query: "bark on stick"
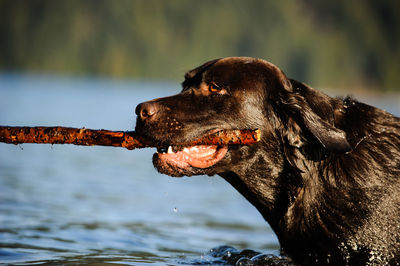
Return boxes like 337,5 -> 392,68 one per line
0,126 -> 260,150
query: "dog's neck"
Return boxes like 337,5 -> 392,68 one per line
218,115 -> 369,263
219,144 -> 364,263
218,139 -> 292,231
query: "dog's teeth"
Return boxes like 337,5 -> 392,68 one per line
168,146 -> 174,154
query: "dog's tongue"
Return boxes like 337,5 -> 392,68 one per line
159,145 -> 228,169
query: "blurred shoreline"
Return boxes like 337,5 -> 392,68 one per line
1,1 -> 399,91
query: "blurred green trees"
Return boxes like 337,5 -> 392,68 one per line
0,0 -> 399,90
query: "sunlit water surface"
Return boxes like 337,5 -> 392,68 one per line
0,74 -> 399,265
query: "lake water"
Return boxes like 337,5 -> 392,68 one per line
0,74 -> 399,265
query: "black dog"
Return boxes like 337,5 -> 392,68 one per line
135,57 -> 400,265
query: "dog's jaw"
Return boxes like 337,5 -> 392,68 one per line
153,145 -> 229,177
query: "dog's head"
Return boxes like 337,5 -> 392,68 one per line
135,57 -> 351,177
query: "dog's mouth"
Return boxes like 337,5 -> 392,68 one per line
156,144 -> 228,169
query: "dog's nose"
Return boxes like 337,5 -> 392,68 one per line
135,101 -> 159,120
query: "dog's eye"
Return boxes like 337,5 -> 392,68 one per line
208,83 -> 222,93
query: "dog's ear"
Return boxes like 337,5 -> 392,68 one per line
280,79 -> 352,153
293,102 -> 352,153
182,59 -> 220,89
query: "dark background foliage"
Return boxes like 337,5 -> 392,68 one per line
1,0 -> 399,90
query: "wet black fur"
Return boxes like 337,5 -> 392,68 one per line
135,57 -> 400,265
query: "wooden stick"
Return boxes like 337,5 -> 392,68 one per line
0,126 -> 260,150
